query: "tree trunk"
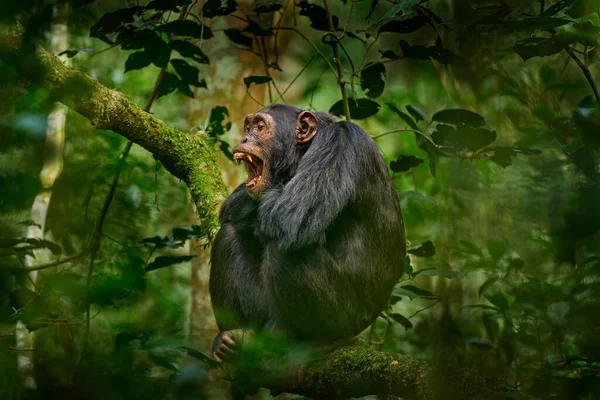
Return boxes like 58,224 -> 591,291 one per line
15,3 -> 69,391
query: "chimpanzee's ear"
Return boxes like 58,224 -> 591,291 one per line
295,111 -> 318,143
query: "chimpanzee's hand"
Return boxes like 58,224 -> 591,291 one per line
212,329 -> 253,363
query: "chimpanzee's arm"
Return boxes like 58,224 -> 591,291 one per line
259,122 -> 381,250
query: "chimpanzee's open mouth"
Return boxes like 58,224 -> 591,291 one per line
234,152 -> 264,188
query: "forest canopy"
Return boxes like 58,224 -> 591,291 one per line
1,0 -> 600,399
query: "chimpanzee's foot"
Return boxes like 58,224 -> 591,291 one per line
212,329 -> 253,363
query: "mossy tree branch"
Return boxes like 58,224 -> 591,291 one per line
2,22 -> 226,236
238,343 -> 535,400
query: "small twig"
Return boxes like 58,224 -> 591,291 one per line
273,55 -> 316,103
246,88 -> 266,107
323,0 -> 351,120
370,128 -> 423,140
13,249 -> 88,272
565,47 -> 600,102
408,299 -> 441,320
274,27 -> 337,77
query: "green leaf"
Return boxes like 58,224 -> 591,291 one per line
399,39 -> 461,65
157,72 -> 194,99
58,48 -> 93,58
170,40 -> 210,64
329,98 -> 381,119
478,277 -> 499,297
360,62 -> 386,99
542,0 -> 579,16
461,304 -> 502,312
378,13 -> 429,34
90,6 -> 144,44
388,103 -> 418,130
425,141 -> 436,176
243,75 -> 272,88
203,0 -> 238,18
388,312 -> 413,329
244,15 -> 274,36
432,109 -> 486,127
145,255 -> 194,272
487,239 -> 506,261
413,268 -> 460,279
501,17 -> 571,32
514,35 -> 575,61
179,346 -> 221,368
297,1 -> 338,31
121,30 -> 170,68
487,146 -> 541,168
486,292 -> 509,312
407,240 -> 436,257
171,59 -> 205,87
141,236 -> 170,248
224,29 -> 253,48
16,219 -> 41,229
406,105 -> 428,122
390,155 -> 423,172
378,0 -> 422,22
158,20 -> 213,40
398,285 -> 437,298
460,240 -> 482,256
125,51 -> 151,72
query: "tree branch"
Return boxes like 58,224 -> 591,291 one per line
2,22 -> 227,237
237,342 -> 536,400
566,47 -> 600,103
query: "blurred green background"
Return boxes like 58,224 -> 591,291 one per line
1,0 -> 600,398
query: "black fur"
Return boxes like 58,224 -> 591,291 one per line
210,104 -> 406,344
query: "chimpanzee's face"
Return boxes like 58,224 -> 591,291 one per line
233,112 -> 275,198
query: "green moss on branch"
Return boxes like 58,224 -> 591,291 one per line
3,23 -> 226,235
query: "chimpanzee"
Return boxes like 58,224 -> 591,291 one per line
209,104 -> 405,363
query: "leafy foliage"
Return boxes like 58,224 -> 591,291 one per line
3,0 -> 600,398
